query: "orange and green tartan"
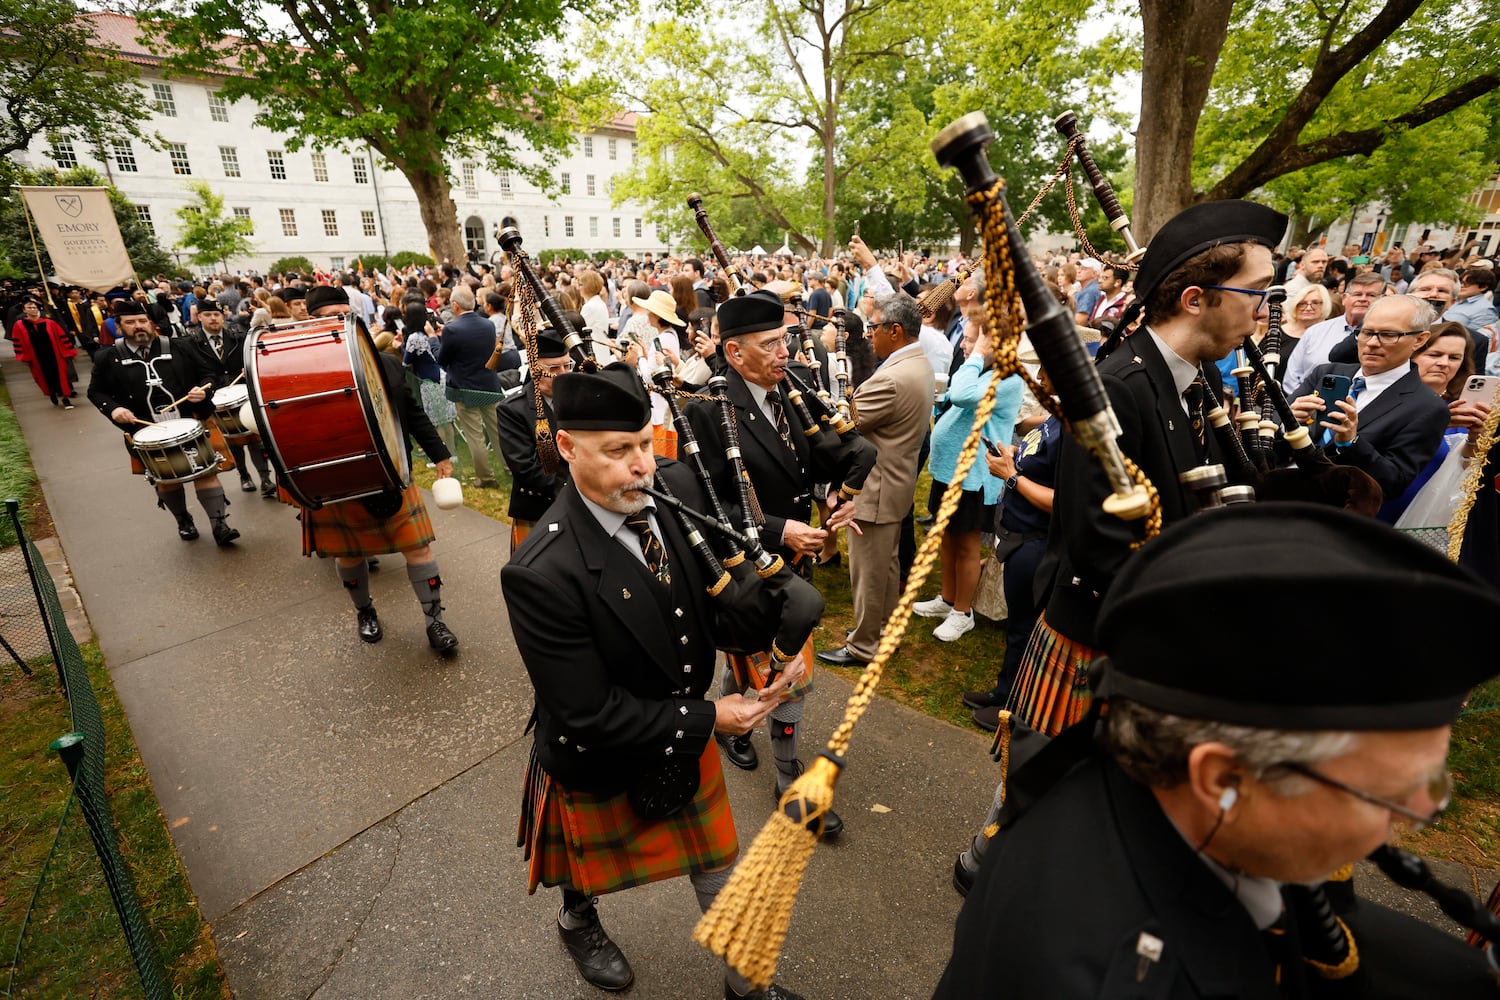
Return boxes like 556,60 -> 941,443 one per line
300,482 -> 435,557
1006,613 -> 1097,738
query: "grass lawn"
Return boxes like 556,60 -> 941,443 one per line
1,372 -> 227,997
419,432 -> 1500,870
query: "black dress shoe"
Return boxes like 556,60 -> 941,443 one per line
971,705 -> 1001,733
961,688 -> 1007,711
426,620 -> 459,654
175,513 -> 199,541
716,732 -> 759,770
239,475 -> 257,492
815,646 -> 866,667
558,903 -> 634,992
726,983 -> 807,1000
357,606 -> 382,644
260,480 -> 279,498
62,399 -> 74,410
915,513 -> 935,526
953,855 -> 976,897
775,770 -> 844,839
212,519 -> 240,546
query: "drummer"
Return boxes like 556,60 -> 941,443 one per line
296,285 -> 460,654
87,300 -> 242,545
185,299 -> 276,497
282,286 -> 310,321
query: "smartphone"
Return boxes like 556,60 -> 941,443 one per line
1459,374 -> 1500,406
981,436 -> 1001,457
1314,373 -> 1352,428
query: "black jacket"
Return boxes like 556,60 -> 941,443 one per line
936,753 -> 1498,999
1040,331 -> 1227,646
501,461 -> 721,794
435,311 -> 503,392
87,338 -> 216,424
1289,363 -> 1449,501
380,352 -> 451,464
684,365 -> 816,559
496,383 -> 566,521
179,325 -> 249,388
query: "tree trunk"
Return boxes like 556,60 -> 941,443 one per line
403,162 -> 464,265
1133,0 -> 1234,241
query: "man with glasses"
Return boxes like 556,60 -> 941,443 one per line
497,329 -> 573,552
1289,295 -> 1449,507
936,504 -> 1500,998
1280,270 -> 1386,392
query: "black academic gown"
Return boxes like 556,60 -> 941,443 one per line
934,753 -> 1500,999
1038,331 -> 1228,647
496,382 -> 567,522
500,460 -> 723,795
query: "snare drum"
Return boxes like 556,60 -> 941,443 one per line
212,384 -> 254,440
132,419 -> 221,484
245,316 -> 409,509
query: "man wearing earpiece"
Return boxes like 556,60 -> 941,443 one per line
934,504 -> 1500,999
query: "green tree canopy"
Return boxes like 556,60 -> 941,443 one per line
173,181 -> 254,271
0,1 -> 150,189
141,0 -> 591,264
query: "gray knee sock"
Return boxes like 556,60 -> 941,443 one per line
337,561 -> 372,610
196,485 -> 228,522
689,867 -> 754,995
157,486 -> 189,518
769,699 -> 806,794
406,560 -> 443,624
959,779 -> 1007,875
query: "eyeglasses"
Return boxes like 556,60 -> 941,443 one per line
1201,285 -> 1272,310
1274,762 -> 1451,830
1355,328 -> 1424,345
535,365 -> 575,379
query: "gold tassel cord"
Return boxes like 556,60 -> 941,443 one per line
512,255 -> 560,476
1447,387 -> 1500,563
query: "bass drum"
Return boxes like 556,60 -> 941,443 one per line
245,315 -> 409,509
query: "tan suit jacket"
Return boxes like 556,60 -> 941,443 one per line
851,345 -> 934,524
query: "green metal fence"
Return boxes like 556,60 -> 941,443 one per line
2,499 -> 170,1000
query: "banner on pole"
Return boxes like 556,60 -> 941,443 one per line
18,186 -> 136,291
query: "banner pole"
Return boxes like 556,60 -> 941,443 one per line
18,196 -> 58,312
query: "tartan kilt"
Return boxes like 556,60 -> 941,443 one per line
300,482 -> 436,557
517,737 -> 738,897
725,634 -> 815,701
1005,613 -> 1098,738
510,519 -> 534,554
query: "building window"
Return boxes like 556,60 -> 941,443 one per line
233,206 -> 253,233
361,210 -> 377,238
208,92 -> 229,122
589,217 -> 598,237
584,136 -> 594,157
352,156 -> 369,184
499,169 -> 512,199
564,215 -> 574,238
462,162 -> 478,198
543,215 -> 550,237
629,141 -> 636,160
321,209 -> 339,237
279,208 -> 297,236
219,145 -> 240,177
311,151 -> 328,182
48,135 -> 77,169
634,217 -> 643,238
151,82 -> 176,116
560,172 -> 571,195
268,150 -> 287,180
330,256 -> 345,270
112,141 -> 138,172
167,142 -> 191,175
586,174 -> 596,197
135,205 -> 154,235
612,217 -> 621,238
608,138 -> 617,160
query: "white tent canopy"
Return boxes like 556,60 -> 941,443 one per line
749,245 -> 767,256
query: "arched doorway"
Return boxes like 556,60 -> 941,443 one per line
464,215 -> 486,256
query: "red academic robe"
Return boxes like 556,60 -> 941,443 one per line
11,317 -> 78,398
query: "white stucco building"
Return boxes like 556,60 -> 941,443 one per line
9,13 -> 668,272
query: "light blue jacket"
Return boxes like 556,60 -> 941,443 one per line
929,358 -> 1025,505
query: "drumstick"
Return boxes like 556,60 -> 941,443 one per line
131,415 -> 156,426
228,370 -> 247,387
167,382 -> 215,410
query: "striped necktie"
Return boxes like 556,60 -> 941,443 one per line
1183,381 -> 1207,462
766,391 -> 795,454
624,511 -> 671,586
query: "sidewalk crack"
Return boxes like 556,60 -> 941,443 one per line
304,819 -> 405,1000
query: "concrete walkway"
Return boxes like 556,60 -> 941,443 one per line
4,350 -> 1494,999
